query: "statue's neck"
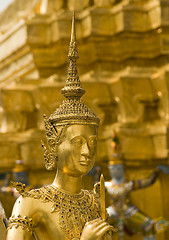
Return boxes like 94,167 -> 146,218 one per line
111,177 -> 125,185
52,169 -> 83,194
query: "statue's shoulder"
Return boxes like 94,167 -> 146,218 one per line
11,181 -> 50,201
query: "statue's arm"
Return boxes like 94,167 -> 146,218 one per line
7,196 -> 35,240
132,168 -> 160,190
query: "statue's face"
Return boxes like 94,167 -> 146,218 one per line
57,124 -> 97,176
108,164 -> 124,179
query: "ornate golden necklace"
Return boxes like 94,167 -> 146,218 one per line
13,182 -> 100,240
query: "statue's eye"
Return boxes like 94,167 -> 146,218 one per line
88,136 -> 97,147
70,137 -> 83,147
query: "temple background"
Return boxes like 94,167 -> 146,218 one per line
0,0 -> 169,239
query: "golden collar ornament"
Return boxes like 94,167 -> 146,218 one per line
11,182 -> 100,240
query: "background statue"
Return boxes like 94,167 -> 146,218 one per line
6,13 -> 115,240
105,131 -> 169,240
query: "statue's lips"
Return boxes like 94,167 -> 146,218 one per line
79,159 -> 91,166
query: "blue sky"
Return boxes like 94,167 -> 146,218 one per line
0,0 -> 14,13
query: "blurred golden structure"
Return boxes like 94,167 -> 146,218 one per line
1,0 -> 169,239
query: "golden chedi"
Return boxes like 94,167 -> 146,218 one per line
6,13 -> 115,240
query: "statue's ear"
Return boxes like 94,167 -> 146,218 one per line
42,114 -> 58,170
41,140 -> 57,170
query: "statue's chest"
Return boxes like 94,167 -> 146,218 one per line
29,186 -> 100,240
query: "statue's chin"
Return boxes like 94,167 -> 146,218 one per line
62,165 -> 93,176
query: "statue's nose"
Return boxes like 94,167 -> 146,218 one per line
81,142 -> 90,157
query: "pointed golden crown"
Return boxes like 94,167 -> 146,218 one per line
49,12 -> 99,127
42,12 -> 99,170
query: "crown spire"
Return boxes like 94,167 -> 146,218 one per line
61,11 -> 85,99
71,11 -> 76,42
48,12 -> 100,126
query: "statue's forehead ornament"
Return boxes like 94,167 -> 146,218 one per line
48,12 -> 100,127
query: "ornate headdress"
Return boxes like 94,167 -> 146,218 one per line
42,12 -> 99,170
49,12 -> 99,127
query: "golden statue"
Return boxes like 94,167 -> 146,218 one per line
105,131 -> 169,240
7,12 -> 115,240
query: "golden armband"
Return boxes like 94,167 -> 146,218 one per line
8,215 -> 35,233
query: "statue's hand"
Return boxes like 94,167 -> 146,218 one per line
80,218 -> 114,240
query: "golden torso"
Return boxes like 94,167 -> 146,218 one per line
7,185 -> 100,240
